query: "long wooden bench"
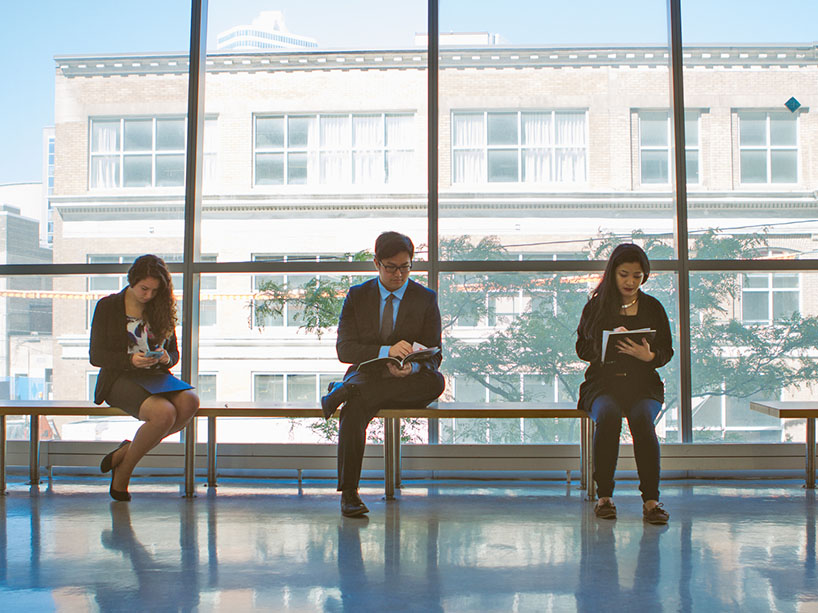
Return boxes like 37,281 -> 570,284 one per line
750,401 -> 817,489
0,400 -> 595,499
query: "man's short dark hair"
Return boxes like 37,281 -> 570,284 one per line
374,231 -> 414,261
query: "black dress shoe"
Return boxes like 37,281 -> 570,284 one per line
340,489 -> 369,517
100,440 -> 130,474
109,466 -> 131,502
321,381 -> 348,420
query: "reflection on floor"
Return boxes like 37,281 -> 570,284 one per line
0,477 -> 815,611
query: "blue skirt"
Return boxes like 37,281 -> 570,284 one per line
106,371 -> 194,418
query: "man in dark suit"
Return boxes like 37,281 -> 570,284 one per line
321,231 -> 445,517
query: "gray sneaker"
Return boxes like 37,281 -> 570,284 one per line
643,502 -> 669,525
594,499 -> 617,519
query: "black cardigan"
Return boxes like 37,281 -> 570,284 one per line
575,291 -> 673,412
89,288 -> 180,405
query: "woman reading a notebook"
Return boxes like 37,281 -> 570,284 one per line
575,243 -> 673,524
90,254 -> 199,501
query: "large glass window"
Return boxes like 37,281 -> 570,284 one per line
4,0 -> 818,457
690,272 -> 817,442
439,2 -> 674,260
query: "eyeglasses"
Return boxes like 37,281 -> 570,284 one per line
378,261 -> 412,274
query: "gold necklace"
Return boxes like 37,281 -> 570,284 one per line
621,297 -> 638,310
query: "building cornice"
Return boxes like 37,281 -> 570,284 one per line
50,190 -> 818,220
55,44 -> 818,78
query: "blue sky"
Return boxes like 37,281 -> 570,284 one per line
0,0 -> 815,184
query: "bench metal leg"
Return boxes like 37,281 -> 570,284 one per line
207,416 -> 217,488
29,415 -> 40,485
580,417 -> 587,490
582,416 -> 596,501
392,417 -> 402,489
0,415 -> 6,493
806,417 -> 815,490
184,419 -> 196,497
384,417 -> 396,500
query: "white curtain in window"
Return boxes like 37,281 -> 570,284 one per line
522,113 -> 552,146
522,113 -> 553,182
556,112 -> 585,146
91,122 -> 120,188
453,114 -> 484,184
385,115 -> 414,184
555,149 -> 586,182
94,123 -> 119,153
91,157 -> 118,188
320,116 -> 349,184
555,113 -> 586,182
453,114 -> 483,147
386,151 -> 411,185
523,150 -> 552,182
353,115 -> 382,147
306,116 -> 320,183
353,115 -> 384,184
386,115 -> 413,147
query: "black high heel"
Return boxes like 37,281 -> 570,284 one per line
100,440 -> 130,474
109,466 -> 131,502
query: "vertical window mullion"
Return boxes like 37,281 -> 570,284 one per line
119,118 -> 125,187
483,111 -> 488,181
151,118 -> 157,187
766,114 -> 772,183
348,113 -> 354,183
517,111 -> 522,182
667,113 -> 672,182
283,114 -> 289,185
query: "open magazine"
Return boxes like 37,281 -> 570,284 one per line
601,328 -> 656,364
358,342 -> 440,372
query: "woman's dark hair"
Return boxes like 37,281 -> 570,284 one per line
127,254 -> 177,341
374,231 -> 414,261
579,243 -> 650,346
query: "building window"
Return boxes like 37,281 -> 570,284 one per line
742,272 -> 800,324
639,111 -> 699,184
254,374 -> 284,402
198,374 -> 217,402
90,117 -> 217,189
253,373 -> 331,402
251,254 -> 350,328
742,252 -> 800,324
739,111 -> 797,184
452,110 -> 587,184
254,113 -> 414,186
455,253 -> 582,328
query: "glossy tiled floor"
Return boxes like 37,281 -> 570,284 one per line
0,477 -> 815,612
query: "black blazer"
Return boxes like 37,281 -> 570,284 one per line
336,278 -> 443,374
89,288 -> 180,405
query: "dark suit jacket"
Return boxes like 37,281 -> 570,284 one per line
336,278 -> 442,374
89,287 -> 180,405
